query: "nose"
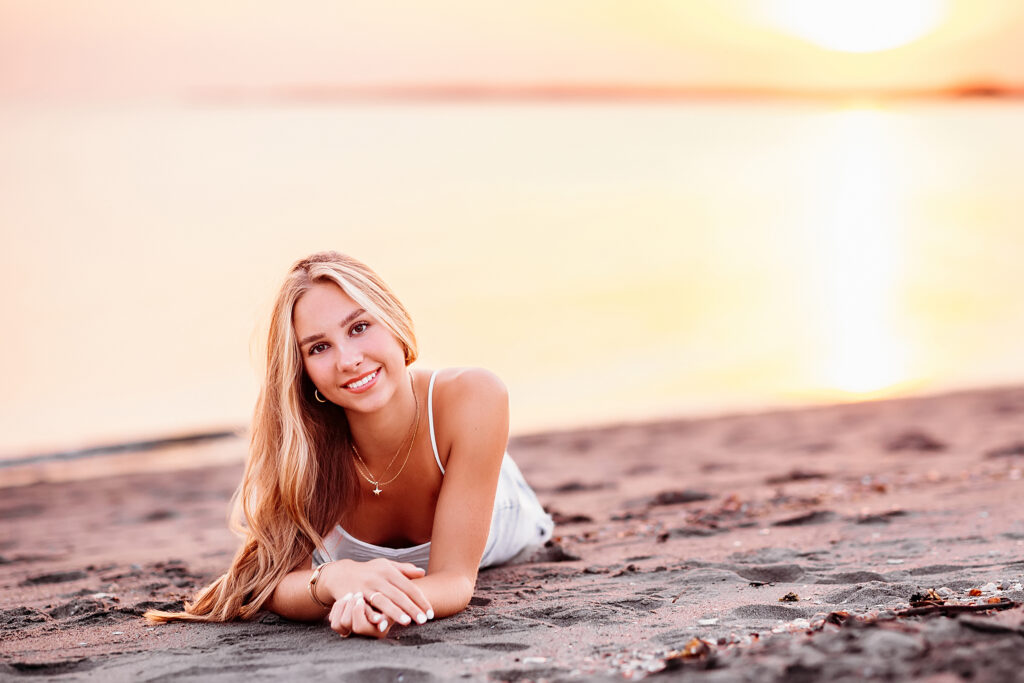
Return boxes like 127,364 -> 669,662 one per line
336,344 -> 363,372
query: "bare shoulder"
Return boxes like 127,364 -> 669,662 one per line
436,367 -> 507,403
432,367 -> 509,437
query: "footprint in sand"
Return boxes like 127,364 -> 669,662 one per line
649,489 -> 713,506
772,510 -> 836,527
517,603 -> 625,626
0,503 -> 45,520
730,603 -> 817,621
815,571 -> 889,584
392,632 -> 442,646
547,510 -> 593,525
2,659 -> 99,678
21,570 -> 88,586
0,606 -> 49,631
339,668 -> 436,682
824,581 -> 915,605
906,564 -> 968,576
765,469 -> 827,484
985,441 -> 1024,458
466,642 -> 529,652
886,430 -> 946,452
856,510 -> 910,525
732,564 -> 806,583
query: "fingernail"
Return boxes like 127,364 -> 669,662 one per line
399,613 -> 411,625
354,594 -> 364,606
341,593 -> 352,602
379,620 -> 388,632
426,609 -> 434,620
416,613 -> 427,624
369,612 -> 381,623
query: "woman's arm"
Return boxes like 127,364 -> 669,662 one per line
415,367 -> 509,617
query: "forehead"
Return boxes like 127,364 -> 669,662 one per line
292,281 -> 361,336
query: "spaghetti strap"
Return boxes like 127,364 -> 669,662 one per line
428,370 -> 445,475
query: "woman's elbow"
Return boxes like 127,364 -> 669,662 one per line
433,572 -> 476,617
263,583 -> 288,617
456,574 -> 476,609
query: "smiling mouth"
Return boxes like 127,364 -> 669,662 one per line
344,368 -> 380,390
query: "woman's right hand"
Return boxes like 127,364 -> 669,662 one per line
319,558 -> 434,637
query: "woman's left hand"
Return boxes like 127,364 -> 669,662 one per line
328,592 -> 392,638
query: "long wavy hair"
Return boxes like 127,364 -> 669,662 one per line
146,252 -> 417,622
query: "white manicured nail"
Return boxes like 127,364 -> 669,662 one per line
426,609 -> 434,620
416,613 -> 427,624
379,620 -> 388,632
399,613 -> 411,625
341,593 -> 352,602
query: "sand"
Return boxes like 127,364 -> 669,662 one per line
3,386 -> 1024,681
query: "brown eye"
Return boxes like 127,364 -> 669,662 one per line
309,342 -> 329,355
351,322 -> 370,335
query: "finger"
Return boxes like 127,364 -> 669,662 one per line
386,575 -> 434,623
361,596 -> 385,626
383,563 -> 434,621
328,592 -> 349,630
352,593 -> 388,637
379,583 -> 436,626
394,562 -> 427,579
366,591 -> 412,628
364,601 -> 391,636
329,593 -> 353,636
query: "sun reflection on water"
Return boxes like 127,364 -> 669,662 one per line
810,108 -> 912,397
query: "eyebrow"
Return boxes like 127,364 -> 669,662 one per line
298,308 -> 366,348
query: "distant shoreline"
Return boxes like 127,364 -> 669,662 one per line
0,430 -> 241,469
187,82 -> 1024,105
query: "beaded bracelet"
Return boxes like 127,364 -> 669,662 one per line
308,562 -> 333,609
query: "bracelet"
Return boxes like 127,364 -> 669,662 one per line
308,562 -> 333,609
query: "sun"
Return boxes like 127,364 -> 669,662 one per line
759,0 -> 950,53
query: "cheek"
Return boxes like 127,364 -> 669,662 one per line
302,354 -> 331,380
366,328 -> 405,360
386,336 -> 409,363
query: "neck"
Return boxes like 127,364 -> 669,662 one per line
346,370 -> 418,467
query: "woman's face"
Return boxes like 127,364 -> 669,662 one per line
292,281 -> 407,414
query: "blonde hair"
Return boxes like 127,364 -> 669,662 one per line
146,252 -> 417,622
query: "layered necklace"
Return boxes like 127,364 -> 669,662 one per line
350,373 -> 419,496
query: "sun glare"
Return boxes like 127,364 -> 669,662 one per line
760,0 -> 950,53
810,108 -> 910,396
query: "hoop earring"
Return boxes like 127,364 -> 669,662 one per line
314,389 -> 327,404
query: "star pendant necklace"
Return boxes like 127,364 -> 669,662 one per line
350,372 -> 420,496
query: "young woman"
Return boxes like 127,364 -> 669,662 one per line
146,252 -> 553,637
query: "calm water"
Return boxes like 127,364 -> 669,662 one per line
2,98 -> 1023,461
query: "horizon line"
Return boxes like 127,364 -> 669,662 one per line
187,81 -> 1024,104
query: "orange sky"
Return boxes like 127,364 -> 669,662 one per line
1,0 -> 1023,100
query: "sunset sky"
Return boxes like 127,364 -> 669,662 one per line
2,0 -> 1024,101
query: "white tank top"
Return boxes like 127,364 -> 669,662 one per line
312,370 -> 553,571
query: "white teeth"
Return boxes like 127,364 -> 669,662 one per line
346,370 -> 378,389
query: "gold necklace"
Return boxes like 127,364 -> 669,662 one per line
350,373 -> 419,496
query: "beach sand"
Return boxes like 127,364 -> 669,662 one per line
3,386 -> 1024,681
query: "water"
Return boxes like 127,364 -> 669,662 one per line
2,98 -> 1023,462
